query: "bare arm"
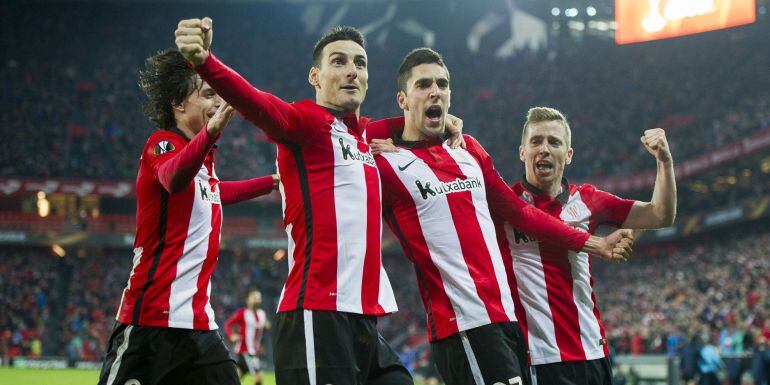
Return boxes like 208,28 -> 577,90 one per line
623,128 -> 677,228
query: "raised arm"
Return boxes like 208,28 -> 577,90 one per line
466,136 -> 632,261
622,128 -> 677,228
156,128 -> 218,193
154,102 -> 235,193
176,18 -> 311,144
219,175 -> 278,205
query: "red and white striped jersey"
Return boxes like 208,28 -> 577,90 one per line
497,179 -> 634,365
225,308 -> 267,355
377,135 -> 592,342
117,128 -> 222,330
196,54 -> 397,316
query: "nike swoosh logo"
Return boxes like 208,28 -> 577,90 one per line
398,158 -> 418,171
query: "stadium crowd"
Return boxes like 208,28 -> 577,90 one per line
3,3 -> 769,184
3,222 -> 769,367
0,250 -> 60,360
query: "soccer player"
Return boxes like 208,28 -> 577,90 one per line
497,107 -> 676,385
175,19 -> 466,385
372,48 -> 634,385
97,49 -> 278,385
224,290 -> 270,385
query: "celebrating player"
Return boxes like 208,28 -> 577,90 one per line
372,48 -> 634,385
97,50 -> 278,385
224,290 -> 270,385
173,18 -> 452,385
498,107 -> 676,385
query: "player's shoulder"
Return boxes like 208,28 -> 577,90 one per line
571,183 -> 599,198
461,133 -> 480,145
143,130 -> 186,156
459,134 -> 484,152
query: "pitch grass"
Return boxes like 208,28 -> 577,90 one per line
0,368 -> 431,385
0,368 -> 272,385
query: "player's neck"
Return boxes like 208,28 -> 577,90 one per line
176,124 -> 197,140
402,118 -> 441,142
529,177 -> 563,198
316,100 -> 360,119
402,125 -> 427,141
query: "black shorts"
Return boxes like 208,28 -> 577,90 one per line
531,357 -> 612,385
430,322 -> 528,385
98,322 -> 239,385
272,309 -> 413,385
236,353 -> 262,376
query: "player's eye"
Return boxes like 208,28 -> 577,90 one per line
355,59 -> 366,68
437,79 -> 449,89
331,57 -> 344,66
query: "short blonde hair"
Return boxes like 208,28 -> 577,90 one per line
521,107 -> 571,148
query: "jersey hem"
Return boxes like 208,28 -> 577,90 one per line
529,348 -> 607,365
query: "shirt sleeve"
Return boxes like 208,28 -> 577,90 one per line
366,116 -> 405,143
195,53 -> 314,145
465,135 -> 590,252
144,129 -> 218,194
219,175 -> 275,205
583,184 -> 635,227
224,309 -> 243,336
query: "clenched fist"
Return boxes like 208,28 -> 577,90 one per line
602,229 -> 634,263
175,17 -> 213,67
641,128 -> 672,164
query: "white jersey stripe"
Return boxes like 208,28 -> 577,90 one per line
445,146 -> 517,322
304,310 -> 317,385
331,120 -> 367,314
278,223 -> 295,309
563,195 -> 604,360
205,281 -> 216,330
105,325 -> 133,385
244,309 -> 257,354
460,331 -> 485,385
382,153 -> 490,331
506,229 -> 561,363
168,169 -> 213,329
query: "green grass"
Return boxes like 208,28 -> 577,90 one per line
0,368 -> 273,385
0,368 -> 431,385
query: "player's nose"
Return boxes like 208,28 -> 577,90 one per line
346,63 -> 358,80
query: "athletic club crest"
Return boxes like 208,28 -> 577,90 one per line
153,141 -> 175,155
564,203 -> 580,219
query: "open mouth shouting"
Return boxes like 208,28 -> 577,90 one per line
425,104 -> 443,126
535,159 -> 554,175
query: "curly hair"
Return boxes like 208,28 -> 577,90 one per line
138,49 -> 199,130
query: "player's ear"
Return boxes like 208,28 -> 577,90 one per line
566,147 -> 574,165
519,145 -> 525,162
308,66 -> 320,88
172,102 -> 185,113
397,90 -> 408,110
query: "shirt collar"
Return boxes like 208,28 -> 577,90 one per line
393,129 -> 450,149
521,175 -> 570,204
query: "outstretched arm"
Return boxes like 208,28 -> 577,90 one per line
622,128 -> 677,228
176,18 -> 311,144
219,175 -> 279,205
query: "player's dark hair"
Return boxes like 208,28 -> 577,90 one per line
138,49 -> 200,130
397,48 -> 450,93
312,26 -> 366,67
